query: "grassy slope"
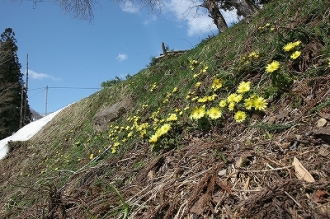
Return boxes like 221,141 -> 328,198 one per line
1,0 -> 330,218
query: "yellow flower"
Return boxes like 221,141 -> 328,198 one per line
190,105 -> 206,120
293,40 -> 301,47
283,41 -> 301,52
195,82 -> 202,88
248,52 -> 259,59
150,83 -> 157,92
290,51 -> 301,60
140,129 -> 147,137
244,97 -> 254,110
228,102 -> 235,111
156,124 -> 171,136
206,107 -> 222,120
234,94 -> 243,103
283,42 -> 296,52
198,96 -> 208,103
328,58 -> 330,67
202,66 -> 209,73
265,60 -> 280,73
191,96 -> 199,102
207,94 -> 217,101
253,96 -> 267,111
237,81 -> 251,94
219,99 -> 227,108
167,113 -> 178,122
149,134 -> 159,143
172,87 -> 178,93
193,73 -> 199,78
228,93 -> 242,103
227,93 -> 237,103
127,131 -> 133,138
111,147 -> 117,154
234,111 -> 247,123
211,78 -> 222,91
89,153 -> 94,160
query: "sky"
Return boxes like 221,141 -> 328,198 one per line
1,0 -> 238,114
0,106 -> 64,159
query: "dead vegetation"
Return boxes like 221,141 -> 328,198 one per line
1,0 -> 330,218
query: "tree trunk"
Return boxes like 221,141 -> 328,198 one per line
201,0 -> 228,33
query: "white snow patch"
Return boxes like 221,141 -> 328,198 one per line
0,107 -> 66,160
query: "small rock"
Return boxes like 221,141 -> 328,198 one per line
218,169 -> 227,176
317,118 -> 327,127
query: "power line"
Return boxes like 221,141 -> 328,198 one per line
47,86 -> 101,90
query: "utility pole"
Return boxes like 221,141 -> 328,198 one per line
23,53 -> 28,124
45,85 -> 48,116
19,85 -> 24,128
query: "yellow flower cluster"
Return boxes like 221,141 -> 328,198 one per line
283,41 -> 301,52
258,23 -> 275,31
283,41 -> 302,60
190,105 -> 206,120
211,78 -> 222,91
149,123 -> 171,144
248,51 -> 259,59
244,95 -> 267,111
266,60 -> 280,73
189,59 -> 198,70
150,82 -> 157,92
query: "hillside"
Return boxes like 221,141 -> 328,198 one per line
1,0 -> 330,218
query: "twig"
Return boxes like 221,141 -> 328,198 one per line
232,189 -> 261,192
237,165 -> 293,173
284,191 -> 302,208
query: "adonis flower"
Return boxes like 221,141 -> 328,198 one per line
266,60 -> 280,73
253,96 -> 268,111
167,113 -> 178,122
283,41 -> 301,52
237,81 -> 251,94
228,102 -> 235,111
235,94 -> 243,103
206,107 -> 222,120
211,78 -> 222,91
127,131 -> 133,138
190,105 -> 206,120
207,94 -> 217,101
234,111 -> 247,123
227,93 -> 238,103
195,82 -> 202,88
149,134 -> 159,144
157,124 -> 171,136
283,42 -> 296,52
219,99 -> 227,108
248,51 -> 259,59
244,97 -> 254,110
290,51 -> 301,60
198,96 -> 208,103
